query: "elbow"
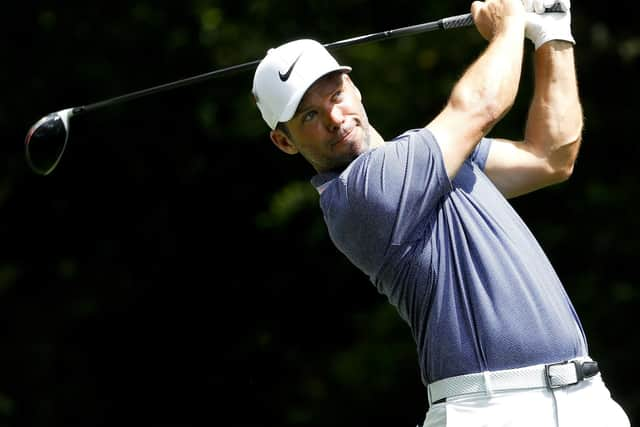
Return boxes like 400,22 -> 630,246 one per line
551,162 -> 574,184
547,135 -> 582,184
542,160 -> 574,188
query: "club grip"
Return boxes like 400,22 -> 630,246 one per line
442,2 -> 566,30
441,13 -> 474,30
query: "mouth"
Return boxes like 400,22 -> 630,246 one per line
332,126 -> 355,146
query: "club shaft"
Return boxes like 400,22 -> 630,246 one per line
67,1 -> 567,117
73,13 -> 474,116
324,13 -> 473,50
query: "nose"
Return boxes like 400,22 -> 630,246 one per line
326,104 -> 345,131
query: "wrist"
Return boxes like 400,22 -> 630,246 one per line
501,15 -> 526,31
532,33 -> 575,50
496,16 -> 525,40
535,39 -> 575,52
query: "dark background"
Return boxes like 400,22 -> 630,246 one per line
2,1 -> 639,426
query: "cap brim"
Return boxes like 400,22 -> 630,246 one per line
277,66 -> 352,125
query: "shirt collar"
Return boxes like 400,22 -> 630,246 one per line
310,171 -> 340,194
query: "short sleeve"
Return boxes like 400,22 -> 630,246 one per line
318,127 -> 452,277
468,138 -> 492,170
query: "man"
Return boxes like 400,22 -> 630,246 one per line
252,0 -> 630,425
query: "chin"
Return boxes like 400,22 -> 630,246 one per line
352,126 -> 372,154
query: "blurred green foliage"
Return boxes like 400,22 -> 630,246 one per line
1,1 -> 639,426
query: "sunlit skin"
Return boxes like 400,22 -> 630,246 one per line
269,71 -> 385,174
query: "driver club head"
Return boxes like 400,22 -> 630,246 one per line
25,108 -> 74,176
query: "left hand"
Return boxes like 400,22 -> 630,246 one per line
523,0 -> 569,14
522,0 -> 575,49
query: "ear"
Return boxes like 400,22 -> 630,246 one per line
270,129 -> 299,155
344,74 -> 362,101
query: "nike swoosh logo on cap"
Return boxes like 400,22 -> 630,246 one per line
278,54 -> 302,82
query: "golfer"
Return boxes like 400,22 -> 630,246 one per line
252,0 -> 630,425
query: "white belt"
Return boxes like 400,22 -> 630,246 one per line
427,358 -> 600,405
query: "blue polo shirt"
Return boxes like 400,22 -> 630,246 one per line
311,127 -> 588,385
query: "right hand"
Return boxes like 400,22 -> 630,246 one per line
471,0 -> 526,41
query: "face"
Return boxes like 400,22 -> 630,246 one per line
270,72 -> 373,174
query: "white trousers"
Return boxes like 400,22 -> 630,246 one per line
422,374 -> 630,427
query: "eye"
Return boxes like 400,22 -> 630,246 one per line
332,90 -> 344,102
302,110 -> 317,123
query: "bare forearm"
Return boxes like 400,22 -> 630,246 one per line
450,19 -> 525,131
525,41 -> 583,157
427,9 -> 525,178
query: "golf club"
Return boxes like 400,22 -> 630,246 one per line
24,5 -> 563,176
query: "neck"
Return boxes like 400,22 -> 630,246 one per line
368,126 -> 386,149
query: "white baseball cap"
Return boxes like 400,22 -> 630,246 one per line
252,39 -> 352,130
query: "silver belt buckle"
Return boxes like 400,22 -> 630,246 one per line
544,360 -> 579,389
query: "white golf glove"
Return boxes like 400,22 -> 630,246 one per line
522,0 -> 575,49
